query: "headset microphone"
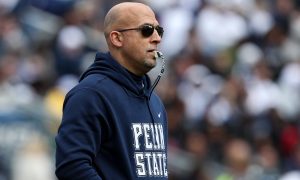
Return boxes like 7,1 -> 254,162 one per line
150,51 -> 165,95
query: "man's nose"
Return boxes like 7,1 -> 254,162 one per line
151,30 -> 162,43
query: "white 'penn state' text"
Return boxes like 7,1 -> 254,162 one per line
131,123 -> 168,177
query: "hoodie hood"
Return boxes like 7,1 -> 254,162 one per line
79,52 -> 152,97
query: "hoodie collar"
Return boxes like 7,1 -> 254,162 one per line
80,52 -> 151,97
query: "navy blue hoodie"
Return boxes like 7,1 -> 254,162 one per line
55,52 -> 168,179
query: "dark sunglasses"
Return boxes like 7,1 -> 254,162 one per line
117,24 -> 164,38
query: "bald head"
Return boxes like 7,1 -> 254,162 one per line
103,2 -> 155,39
102,2 -> 161,75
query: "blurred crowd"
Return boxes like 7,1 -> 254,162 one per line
0,0 -> 300,179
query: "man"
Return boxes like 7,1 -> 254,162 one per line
55,2 -> 168,180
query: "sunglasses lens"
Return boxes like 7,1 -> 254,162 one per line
141,25 -> 154,37
156,26 -> 164,37
140,25 -> 164,38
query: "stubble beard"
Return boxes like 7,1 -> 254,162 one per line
143,57 -> 157,71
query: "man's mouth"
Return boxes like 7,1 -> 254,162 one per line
147,49 -> 156,53
147,50 -> 157,59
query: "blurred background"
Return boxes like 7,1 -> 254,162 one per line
0,0 -> 300,179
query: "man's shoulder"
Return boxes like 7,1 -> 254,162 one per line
71,74 -> 120,95
79,73 -> 107,86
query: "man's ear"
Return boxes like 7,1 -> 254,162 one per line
110,31 -> 123,47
